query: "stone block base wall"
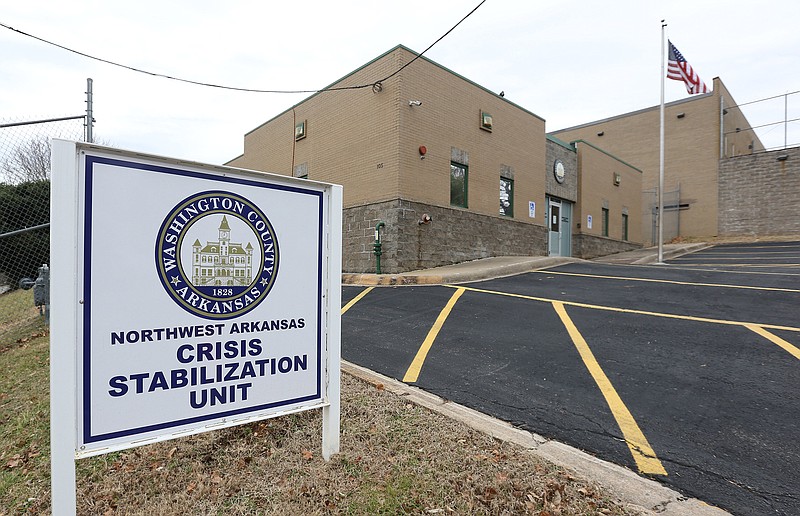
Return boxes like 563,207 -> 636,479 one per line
718,147 -> 800,237
572,234 -> 642,260
343,199 -> 548,273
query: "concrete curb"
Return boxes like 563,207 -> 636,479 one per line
342,360 -> 730,516
343,256 -> 578,286
631,243 -> 714,265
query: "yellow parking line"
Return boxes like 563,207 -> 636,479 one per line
700,244 -> 800,250
699,250 -> 800,255
674,255 -> 800,260
669,263 -> 800,268
533,270 -> 800,293
553,302 -> 667,476
619,262 -> 800,277
448,285 -> 800,333
745,324 -> 800,361
341,287 -> 374,315
403,287 -> 466,383
664,267 -> 800,277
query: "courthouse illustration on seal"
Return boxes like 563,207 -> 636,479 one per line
190,215 -> 255,287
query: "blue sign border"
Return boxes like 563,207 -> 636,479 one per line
82,155 -> 324,444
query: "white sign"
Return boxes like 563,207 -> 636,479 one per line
587,214 -> 593,229
50,141 -> 342,511
528,201 -> 536,218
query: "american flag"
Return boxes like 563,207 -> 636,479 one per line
667,40 -> 710,94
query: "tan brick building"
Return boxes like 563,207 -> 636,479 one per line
550,78 -> 763,243
228,45 -> 642,273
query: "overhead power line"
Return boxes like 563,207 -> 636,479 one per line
0,0 -> 486,95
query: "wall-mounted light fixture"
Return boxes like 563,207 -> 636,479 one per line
676,112 -> 685,119
613,173 -> 621,186
294,120 -> 307,141
480,111 -> 493,132
418,214 -> 432,225
408,100 -> 422,107
419,145 -> 427,160
597,131 -> 604,137
777,155 -> 789,162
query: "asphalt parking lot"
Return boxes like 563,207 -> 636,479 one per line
341,241 -> 800,516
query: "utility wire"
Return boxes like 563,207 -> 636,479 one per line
0,0 -> 486,94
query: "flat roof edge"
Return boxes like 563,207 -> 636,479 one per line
570,139 -> 643,173
550,92 -> 714,134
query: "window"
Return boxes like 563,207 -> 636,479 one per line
500,177 -> 513,217
601,208 -> 609,237
450,162 -> 468,208
622,213 -> 629,241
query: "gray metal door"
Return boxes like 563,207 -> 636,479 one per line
559,201 -> 572,257
548,200 -> 561,256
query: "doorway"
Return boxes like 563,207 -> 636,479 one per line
548,198 -> 572,257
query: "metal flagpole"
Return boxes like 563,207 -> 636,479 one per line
657,20 -> 666,264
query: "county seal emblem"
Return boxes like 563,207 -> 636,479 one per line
155,190 -> 278,319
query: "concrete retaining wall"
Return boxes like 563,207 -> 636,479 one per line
344,199 -> 548,273
572,234 -> 642,260
718,147 -> 800,237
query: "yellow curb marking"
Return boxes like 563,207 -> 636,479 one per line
341,287 -> 374,315
534,270 -> 800,293
403,287 -> 466,383
553,301 -> 668,476
745,324 -> 800,361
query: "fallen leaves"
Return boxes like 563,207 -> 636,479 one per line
15,330 -> 48,344
3,445 -> 41,473
6,454 -> 22,469
0,361 -> 636,514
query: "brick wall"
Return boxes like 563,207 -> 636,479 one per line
551,79 -> 761,239
718,147 -> 800,236
343,198 -> 547,273
574,141 -> 643,244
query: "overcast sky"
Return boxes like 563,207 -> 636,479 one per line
2,0 -> 798,166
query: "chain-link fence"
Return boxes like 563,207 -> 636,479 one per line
641,186 -> 681,247
726,89 -> 800,153
1,115 -> 86,346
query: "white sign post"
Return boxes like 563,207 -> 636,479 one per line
50,141 -> 342,514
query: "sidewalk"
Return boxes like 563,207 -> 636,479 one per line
342,243 -> 710,286
591,242 -> 712,265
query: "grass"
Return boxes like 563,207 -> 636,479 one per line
0,331 -> 643,514
0,288 -> 47,349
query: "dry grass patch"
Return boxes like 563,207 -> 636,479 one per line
0,289 -> 47,349
0,334 -> 642,515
